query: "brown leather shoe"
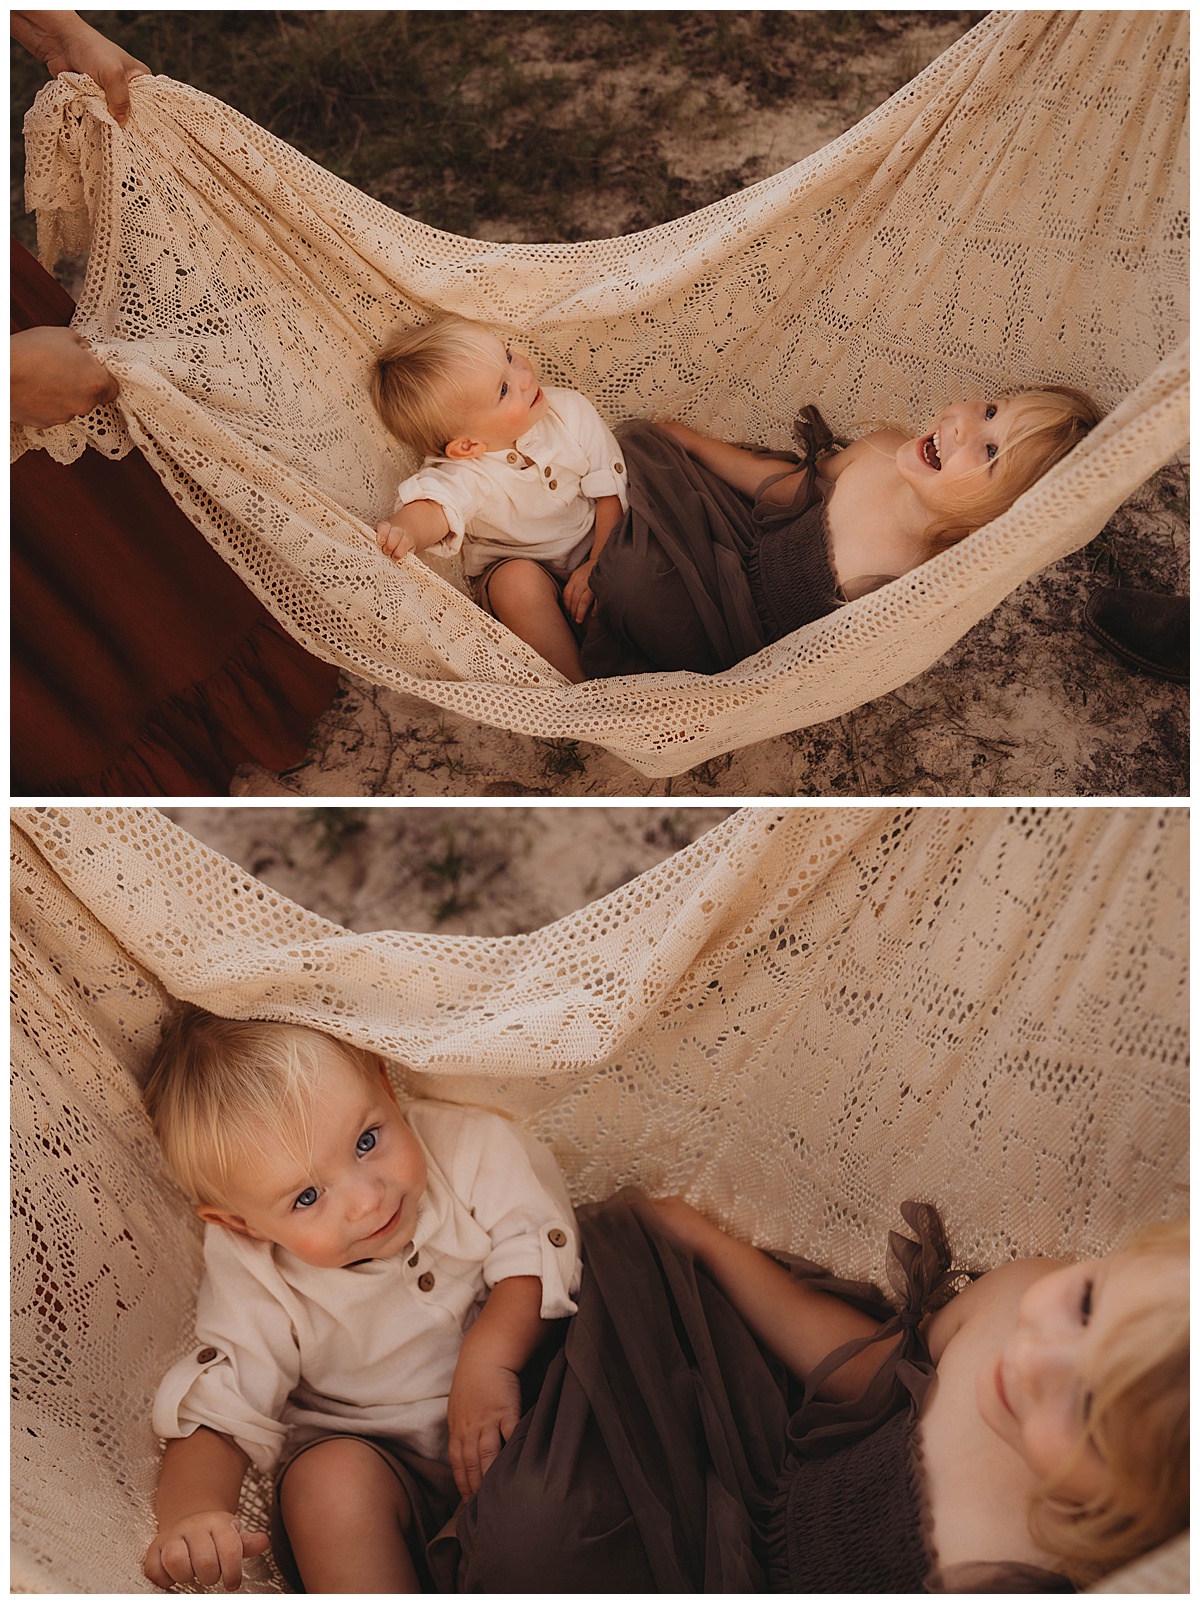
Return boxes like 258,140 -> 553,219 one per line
1083,587 -> 1189,683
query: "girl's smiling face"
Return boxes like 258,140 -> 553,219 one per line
896,394 -> 1044,519
978,1252 -> 1188,1501
197,1049 -> 427,1268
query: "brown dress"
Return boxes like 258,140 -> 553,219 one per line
580,413 -> 847,679
11,240 -> 339,796
442,1194 -> 1075,1593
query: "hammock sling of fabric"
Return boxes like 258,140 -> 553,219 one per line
15,10 -> 1187,778
10,805 -> 1189,1592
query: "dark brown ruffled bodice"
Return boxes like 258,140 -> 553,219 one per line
766,1202 -> 1073,1594
744,407 -> 844,644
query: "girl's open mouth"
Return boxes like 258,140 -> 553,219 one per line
921,431 -> 942,469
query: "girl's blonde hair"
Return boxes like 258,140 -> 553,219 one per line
1029,1218 -> 1189,1585
371,314 -> 504,456
143,1006 -> 382,1209
924,384 -> 1102,554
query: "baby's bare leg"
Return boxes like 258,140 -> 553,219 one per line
280,1438 -> 420,1593
485,559 -> 584,682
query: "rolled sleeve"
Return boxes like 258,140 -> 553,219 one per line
151,1229 -> 303,1475
441,1108 -> 582,1319
579,462 -> 627,503
484,1215 -> 580,1319
560,391 -> 628,508
394,462 -> 483,557
153,1344 -> 290,1474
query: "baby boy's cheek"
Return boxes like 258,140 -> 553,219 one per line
398,1121 -> 426,1178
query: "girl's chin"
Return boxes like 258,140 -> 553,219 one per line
895,448 -> 934,499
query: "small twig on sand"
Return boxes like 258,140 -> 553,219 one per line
840,713 -> 871,793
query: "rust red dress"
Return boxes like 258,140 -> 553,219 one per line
11,240 -> 339,796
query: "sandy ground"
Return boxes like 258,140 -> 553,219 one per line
162,806 -> 736,935
223,19 -> 1188,801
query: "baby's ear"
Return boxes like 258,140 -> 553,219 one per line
443,435 -> 487,461
196,1203 -> 270,1243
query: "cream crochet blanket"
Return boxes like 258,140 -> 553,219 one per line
16,10 -> 1188,775
10,806 -> 1188,1590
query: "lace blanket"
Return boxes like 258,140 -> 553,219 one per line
11,806 -> 1188,1589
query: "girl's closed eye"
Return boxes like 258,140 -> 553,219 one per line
293,1185 -> 319,1210
1079,1277 -> 1094,1325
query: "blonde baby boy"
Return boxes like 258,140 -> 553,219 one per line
371,315 -> 628,682
141,1008 -> 579,1593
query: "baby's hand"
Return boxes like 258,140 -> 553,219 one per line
143,1511 -> 269,1592
562,559 -> 597,625
447,1353 -> 523,1498
376,513 -> 417,561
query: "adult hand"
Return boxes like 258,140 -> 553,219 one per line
11,10 -> 150,125
10,325 -> 120,428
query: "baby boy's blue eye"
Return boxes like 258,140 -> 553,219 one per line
500,382 -> 508,399
985,403 -> 997,420
986,443 -> 997,460
356,1129 -> 378,1155
294,1186 -> 318,1209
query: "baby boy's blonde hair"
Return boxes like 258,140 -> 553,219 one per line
371,314 -> 505,457
143,1006 -> 383,1209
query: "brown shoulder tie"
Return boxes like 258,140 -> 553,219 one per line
791,404 -> 838,469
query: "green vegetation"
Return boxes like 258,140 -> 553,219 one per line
11,10 -> 979,249
421,829 -> 479,924
537,737 -> 588,782
302,807 -> 366,860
